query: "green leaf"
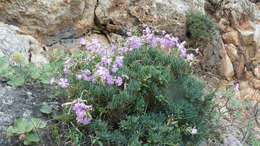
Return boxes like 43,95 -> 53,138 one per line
28,64 -> 41,80
155,95 -> 167,102
23,132 -> 40,145
39,75 -> 51,84
31,118 -> 47,129
12,118 -> 34,134
6,126 -> 15,137
7,75 -> 25,87
0,58 -> 14,79
40,103 -> 52,114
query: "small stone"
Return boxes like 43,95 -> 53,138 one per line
255,24 -> 260,48
238,29 -> 255,45
254,50 -> 260,64
26,91 -> 33,96
254,66 -> 260,79
252,78 -> 260,89
225,44 -> 238,62
224,135 -> 243,146
218,18 -> 230,33
222,30 -> 240,46
221,52 -> 235,80
0,22 -> 48,66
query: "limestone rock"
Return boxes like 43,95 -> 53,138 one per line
202,32 -> 224,74
255,24 -> 260,48
252,78 -> 260,89
205,0 -> 255,26
222,30 -> 240,46
254,49 -> 260,64
95,0 -> 203,39
218,18 -> 232,33
221,52 -> 235,80
85,34 -> 110,48
238,26 -> 255,45
225,44 -> 238,62
223,135 -> 243,146
0,22 -> 48,66
240,81 -> 256,99
239,80 -> 260,101
254,66 -> 260,79
110,33 -> 125,44
95,0 -> 131,32
0,0 -> 97,44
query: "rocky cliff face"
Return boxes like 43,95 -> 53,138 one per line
95,0 -> 203,38
205,0 -> 260,100
0,0 -> 205,43
0,0 -> 97,44
0,0 -> 206,66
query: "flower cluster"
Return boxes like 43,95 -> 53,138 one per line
77,39 -> 125,86
50,78 -> 70,88
63,59 -> 74,75
141,27 -> 194,62
52,27 -> 195,88
72,102 -> 93,125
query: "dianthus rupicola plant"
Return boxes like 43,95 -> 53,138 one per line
51,27 -> 215,145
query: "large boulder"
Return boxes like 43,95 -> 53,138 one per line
205,0 -> 255,26
221,51 -> 235,80
95,0 -> 204,39
0,22 -> 48,66
202,32 -> 225,74
0,0 -> 97,44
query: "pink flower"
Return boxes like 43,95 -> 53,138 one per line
178,41 -> 187,58
57,78 -> 69,88
119,47 -> 129,54
76,74 -> 83,80
106,75 -> 114,86
143,27 -> 152,35
186,54 -> 194,62
180,48 -> 187,58
191,128 -> 198,134
79,37 -> 86,45
101,57 -> 112,66
195,48 -> 200,54
73,102 -> 93,125
234,83 -> 240,92
115,76 -> 123,86
127,36 -> 143,49
114,56 -> 124,68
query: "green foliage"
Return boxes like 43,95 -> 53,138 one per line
0,55 -> 63,87
65,128 -> 85,146
252,139 -> 260,146
61,47 -> 214,145
6,118 -> 47,145
186,11 -> 216,42
40,103 -> 53,114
